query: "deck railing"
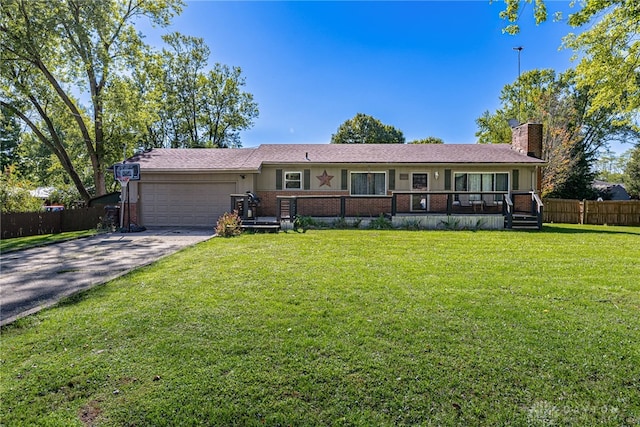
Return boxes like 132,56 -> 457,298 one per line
274,191 -> 512,221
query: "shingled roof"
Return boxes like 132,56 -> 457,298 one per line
130,143 -> 544,171
129,148 -> 262,171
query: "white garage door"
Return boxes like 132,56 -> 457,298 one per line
140,182 -> 236,227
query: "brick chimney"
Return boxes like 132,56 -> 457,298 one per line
511,122 -> 543,159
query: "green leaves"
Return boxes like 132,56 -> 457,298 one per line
624,146 -> 640,198
139,33 -> 259,148
497,1 -> 640,131
0,0 -> 183,200
330,113 -> 405,144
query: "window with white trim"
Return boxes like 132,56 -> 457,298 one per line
350,172 -> 386,195
454,172 -> 509,201
285,171 -> 302,189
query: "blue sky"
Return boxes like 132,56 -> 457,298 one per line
141,1 -> 580,147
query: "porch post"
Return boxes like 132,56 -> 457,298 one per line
276,197 -> 281,221
242,196 -> 249,221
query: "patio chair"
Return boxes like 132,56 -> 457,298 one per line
457,193 -> 471,207
482,194 -> 498,207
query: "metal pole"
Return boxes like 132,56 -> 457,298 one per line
127,181 -> 131,232
513,46 -> 523,123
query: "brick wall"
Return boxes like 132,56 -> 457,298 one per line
429,194 -> 448,212
512,123 -> 543,159
257,191 -> 394,217
297,197 -> 342,216
344,197 -> 392,217
258,191 -> 347,216
122,202 -> 138,225
395,194 -> 411,213
513,193 -> 532,213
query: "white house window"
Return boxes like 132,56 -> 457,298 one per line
351,172 -> 386,195
285,171 -> 302,189
454,172 -> 509,200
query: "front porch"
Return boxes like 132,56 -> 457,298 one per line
231,191 -> 543,231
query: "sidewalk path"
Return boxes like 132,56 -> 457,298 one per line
1,228 -> 214,326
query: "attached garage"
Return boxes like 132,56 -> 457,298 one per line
139,182 -> 236,227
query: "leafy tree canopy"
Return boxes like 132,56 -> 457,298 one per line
0,166 -> 43,213
624,145 -> 640,198
499,0 -> 640,131
409,137 -> 444,144
1,0 -> 183,201
1,0 -> 259,202
331,113 -> 405,144
475,68 -> 638,199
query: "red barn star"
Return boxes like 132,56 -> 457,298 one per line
316,170 -> 334,187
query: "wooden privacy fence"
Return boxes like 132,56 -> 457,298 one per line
1,207 -> 107,239
544,199 -> 640,226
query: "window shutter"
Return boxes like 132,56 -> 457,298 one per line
512,169 -> 519,190
304,169 -> 311,190
444,169 -> 452,190
276,169 -> 283,190
388,169 -> 396,191
341,169 -> 348,190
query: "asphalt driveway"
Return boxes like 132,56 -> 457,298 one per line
0,227 -> 214,326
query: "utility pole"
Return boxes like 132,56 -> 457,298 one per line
513,46 -> 523,123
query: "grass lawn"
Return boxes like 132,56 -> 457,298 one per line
0,230 -> 99,253
1,224 -> 639,426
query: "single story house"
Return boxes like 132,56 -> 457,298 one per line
592,180 -> 631,201
124,122 -> 545,229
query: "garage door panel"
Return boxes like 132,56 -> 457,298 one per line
140,182 -> 236,227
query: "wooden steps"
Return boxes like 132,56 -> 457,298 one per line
240,220 -> 280,233
507,213 -> 541,230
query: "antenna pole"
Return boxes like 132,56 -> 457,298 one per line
513,46 -> 523,123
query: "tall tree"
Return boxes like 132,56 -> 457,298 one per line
0,105 -> 21,172
594,148 -> 630,183
331,113 -> 405,144
139,33 -> 258,149
201,64 -> 258,148
624,146 -> 640,198
499,0 -> 639,131
476,69 -> 637,198
0,0 -> 182,201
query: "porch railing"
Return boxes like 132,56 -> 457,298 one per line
507,191 -> 544,229
275,192 -> 512,221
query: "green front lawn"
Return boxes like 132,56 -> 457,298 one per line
1,225 -> 639,426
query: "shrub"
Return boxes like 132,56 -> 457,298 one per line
293,215 -> 317,233
0,172 -> 43,213
439,217 -> 461,230
368,214 -> 393,230
215,211 -> 242,237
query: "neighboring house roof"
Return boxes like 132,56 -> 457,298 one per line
592,180 -> 631,200
130,143 -> 544,172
